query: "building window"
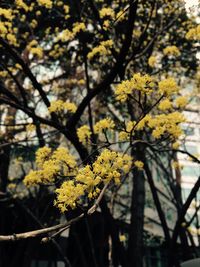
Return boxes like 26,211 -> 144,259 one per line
181,166 -> 200,177
184,145 -> 198,155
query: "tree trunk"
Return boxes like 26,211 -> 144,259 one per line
127,147 -> 145,267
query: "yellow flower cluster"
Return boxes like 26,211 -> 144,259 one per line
119,234 -> 126,242
0,8 -> 13,20
92,149 -> 132,183
99,7 -> 115,19
158,77 -> 179,96
119,111 -> 185,141
136,115 -> 152,131
134,160 -> 144,170
186,25 -> 200,40
148,112 -> 185,139
72,22 -> 86,35
26,124 -> 36,133
57,22 -> 86,42
0,19 -> 18,46
94,118 -> 115,134
175,96 -> 188,108
158,99 -> 172,111
77,125 -> 92,145
163,45 -> 180,57
63,5 -> 69,14
119,114 -> 153,141
148,56 -> 157,67
55,181 -> 85,212
24,147 -> 77,186
63,4 -> 70,19
15,0 -> 29,12
172,141 -> 180,149
27,40 -> 43,59
116,10 -> 126,22
118,121 -> 136,141
48,100 -> 77,113
87,40 -> 113,60
55,148 -> 132,212
37,0 -> 53,9
115,73 -> 154,102
35,146 -> 52,168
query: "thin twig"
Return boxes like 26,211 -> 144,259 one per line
0,183 -> 109,242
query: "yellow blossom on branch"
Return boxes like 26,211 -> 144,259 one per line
24,146 -> 77,187
186,25 -> 200,41
148,56 -> 157,67
87,40 -> 113,60
99,7 -> 115,19
158,77 -> 179,96
158,99 -> 172,111
48,100 -> 77,113
134,160 -> 144,170
115,73 -> 154,102
72,22 -> 86,35
35,146 -> 52,168
94,118 -> 115,134
37,0 -> 53,9
175,96 -> 188,108
77,125 -> 92,145
163,45 -> 180,57
148,112 -> 185,139
55,181 -> 85,212
53,148 -> 132,212
0,8 -> 13,20
15,0 -> 29,12
119,234 -> 126,242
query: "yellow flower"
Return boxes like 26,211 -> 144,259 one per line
55,181 -> 85,212
148,112 -> 185,139
48,100 -> 77,113
118,131 -> 129,141
77,125 -> 92,145
115,73 -> 154,102
37,0 -> 53,9
26,124 -> 36,133
72,22 -> 86,35
7,183 -> 17,190
148,56 -> 157,67
99,7 -> 115,19
30,47 -> 43,58
27,40 -> 43,58
63,102 -> 77,113
94,118 -> 115,134
24,146 -> 77,187
175,96 -> 188,108
135,115 -> 151,131
158,99 -> 172,111
15,0 -> 29,12
134,160 -> 144,170
0,8 -> 13,20
163,45 -> 180,57
119,234 -> 126,242
35,146 -> 52,168
186,25 -> 200,40
158,77 -> 179,96
87,40 -> 113,60
172,142 -> 180,149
